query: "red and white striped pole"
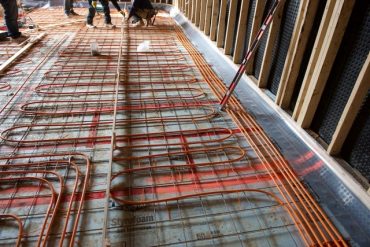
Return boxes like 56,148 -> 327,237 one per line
219,0 -> 281,111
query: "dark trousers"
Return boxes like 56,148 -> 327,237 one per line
87,0 -> 111,25
0,0 -> 21,38
128,7 -> 140,23
64,0 -> 73,14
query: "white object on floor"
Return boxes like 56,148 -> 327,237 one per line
90,40 -> 100,56
137,40 -> 151,52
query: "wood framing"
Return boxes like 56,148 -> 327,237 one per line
246,0 -> 266,73
183,0 -> 186,12
328,52 -> 370,155
195,0 -> 201,26
233,0 -> 251,64
191,0 -> 196,21
224,0 -> 239,55
216,0 -> 228,48
296,0 -> 355,128
257,0 -> 285,87
204,0 -> 213,35
181,0 -> 185,12
191,0 -> 196,22
199,0 -> 208,31
210,0 -> 220,41
293,0 -> 341,120
186,0 -> 192,18
276,0 -> 319,107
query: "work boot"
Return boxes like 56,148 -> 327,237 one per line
70,10 -> 79,16
86,23 -> 96,29
105,23 -> 116,29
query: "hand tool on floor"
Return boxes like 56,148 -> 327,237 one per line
218,0 -> 281,112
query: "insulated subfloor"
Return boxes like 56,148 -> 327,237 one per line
0,8 -> 352,247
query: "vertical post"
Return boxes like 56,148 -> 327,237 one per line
224,0 -> 239,55
216,0 -> 227,47
195,0 -> 201,26
276,0 -> 319,107
246,0 -> 267,73
191,0 -> 196,22
181,0 -> 185,12
233,0 -> 251,63
293,0 -> 344,120
204,0 -> 213,35
257,0 -> 285,87
296,0 -> 355,128
210,0 -> 220,41
327,52 -> 370,155
199,0 -> 207,30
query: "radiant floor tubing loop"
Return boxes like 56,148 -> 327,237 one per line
0,8 -> 348,247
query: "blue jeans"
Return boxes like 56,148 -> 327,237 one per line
87,0 -> 111,25
64,0 -> 73,15
0,0 -> 21,38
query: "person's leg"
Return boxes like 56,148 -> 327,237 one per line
64,0 -> 71,15
70,0 -> 74,10
99,0 -> 111,24
86,0 -> 95,25
0,0 -> 21,38
70,0 -> 79,15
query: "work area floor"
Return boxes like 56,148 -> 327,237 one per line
0,6 -> 369,247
